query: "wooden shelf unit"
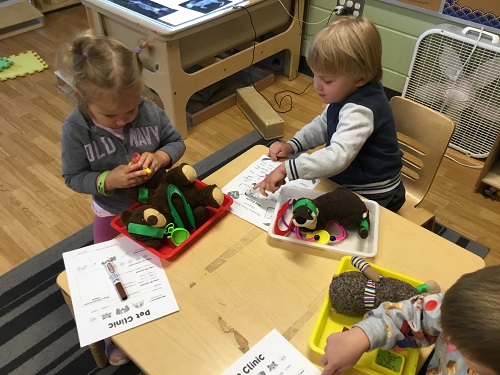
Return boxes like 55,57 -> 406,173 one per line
476,131 -> 500,197
32,0 -> 80,13
0,0 -> 44,40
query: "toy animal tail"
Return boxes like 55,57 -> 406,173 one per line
358,210 -> 370,239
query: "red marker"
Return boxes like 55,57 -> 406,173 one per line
103,259 -> 128,301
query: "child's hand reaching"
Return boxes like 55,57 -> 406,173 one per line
268,141 -> 293,161
253,164 -> 287,196
320,328 -> 370,375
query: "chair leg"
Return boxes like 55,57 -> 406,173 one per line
422,216 -> 436,232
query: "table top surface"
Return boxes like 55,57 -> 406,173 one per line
57,145 -> 485,374
82,0 -> 274,37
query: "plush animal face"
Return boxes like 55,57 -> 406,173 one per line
292,198 -> 319,230
120,205 -> 168,249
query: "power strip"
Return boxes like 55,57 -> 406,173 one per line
336,0 -> 364,17
236,87 -> 284,140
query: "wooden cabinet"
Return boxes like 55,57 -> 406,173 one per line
476,132 -> 500,198
32,0 -> 80,13
0,0 -> 44,40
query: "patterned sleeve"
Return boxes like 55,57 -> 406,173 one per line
354,293 -> 444,351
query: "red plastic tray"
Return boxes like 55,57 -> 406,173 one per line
111,180 -> 233,259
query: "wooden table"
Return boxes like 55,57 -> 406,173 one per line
57,145 -> 485,374
83,0 -> 304,138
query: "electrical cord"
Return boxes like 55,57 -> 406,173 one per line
444,154 -> 483,169
234,3 -> 314,113
235,2 -> 482,170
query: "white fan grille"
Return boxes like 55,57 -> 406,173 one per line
404,31 -> 500,158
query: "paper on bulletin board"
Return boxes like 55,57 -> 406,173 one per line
222,155 -> 319,231
62,237 -> 179,347
222,329 -> 320,375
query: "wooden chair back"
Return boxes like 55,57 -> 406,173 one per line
391,96 -> 455,229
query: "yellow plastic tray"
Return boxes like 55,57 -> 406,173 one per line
309,256 -> 422,375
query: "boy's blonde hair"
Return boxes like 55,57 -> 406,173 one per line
56,29 -> 155,105
306,17 -> 382,82
441,265 -> 500,373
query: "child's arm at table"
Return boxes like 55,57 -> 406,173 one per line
321,293 -> 444,375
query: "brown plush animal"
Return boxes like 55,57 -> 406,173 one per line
292,186 -> 370,239
120,163 -> 224,248
143,164 -> 223,221
329,256 -> 440,317
120,204 -> 210,248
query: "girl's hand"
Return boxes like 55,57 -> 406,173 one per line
253,164 -> 287,197
135,151 -> 171,176
104,163 -> 150,190
320,328 -> 370,375
268,141 -> 293,161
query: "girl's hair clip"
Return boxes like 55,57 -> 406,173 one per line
134,47 -> 142,54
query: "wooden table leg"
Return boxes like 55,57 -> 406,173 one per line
58,287 -> 109,368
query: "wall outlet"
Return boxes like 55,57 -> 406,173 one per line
336,0 -> 365,17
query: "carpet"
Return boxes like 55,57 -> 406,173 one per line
0,131 -> 489,374
433,222 -> 489,258
0,130 -> 271,375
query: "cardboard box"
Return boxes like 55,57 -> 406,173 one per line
0,0 -> 44,40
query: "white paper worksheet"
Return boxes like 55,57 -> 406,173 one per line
222,329 -> 321,375
222,155 -> 319,230
62,237 -> 179,347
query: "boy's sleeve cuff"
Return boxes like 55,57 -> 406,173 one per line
354,319 -> 390,351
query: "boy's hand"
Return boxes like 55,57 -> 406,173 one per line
320,327 -> 370,375
268,141 -> 293,161
253,164 -> 286,196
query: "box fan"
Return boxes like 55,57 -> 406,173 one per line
403,24 -> 500,158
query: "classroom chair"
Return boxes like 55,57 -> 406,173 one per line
391,96 -> 456,231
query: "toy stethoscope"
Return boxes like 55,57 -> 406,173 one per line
135,184 -> 196,230
127,222 -> 190,246
126,184 -> 196,246
273,199 -> 346,244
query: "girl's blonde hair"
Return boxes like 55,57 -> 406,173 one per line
441,265 -> 500,373
56,29 -> 155,105
306,17 -> 382,82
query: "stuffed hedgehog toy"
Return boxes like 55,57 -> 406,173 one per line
329,256 -> 441,317
292,186 -> 370,239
